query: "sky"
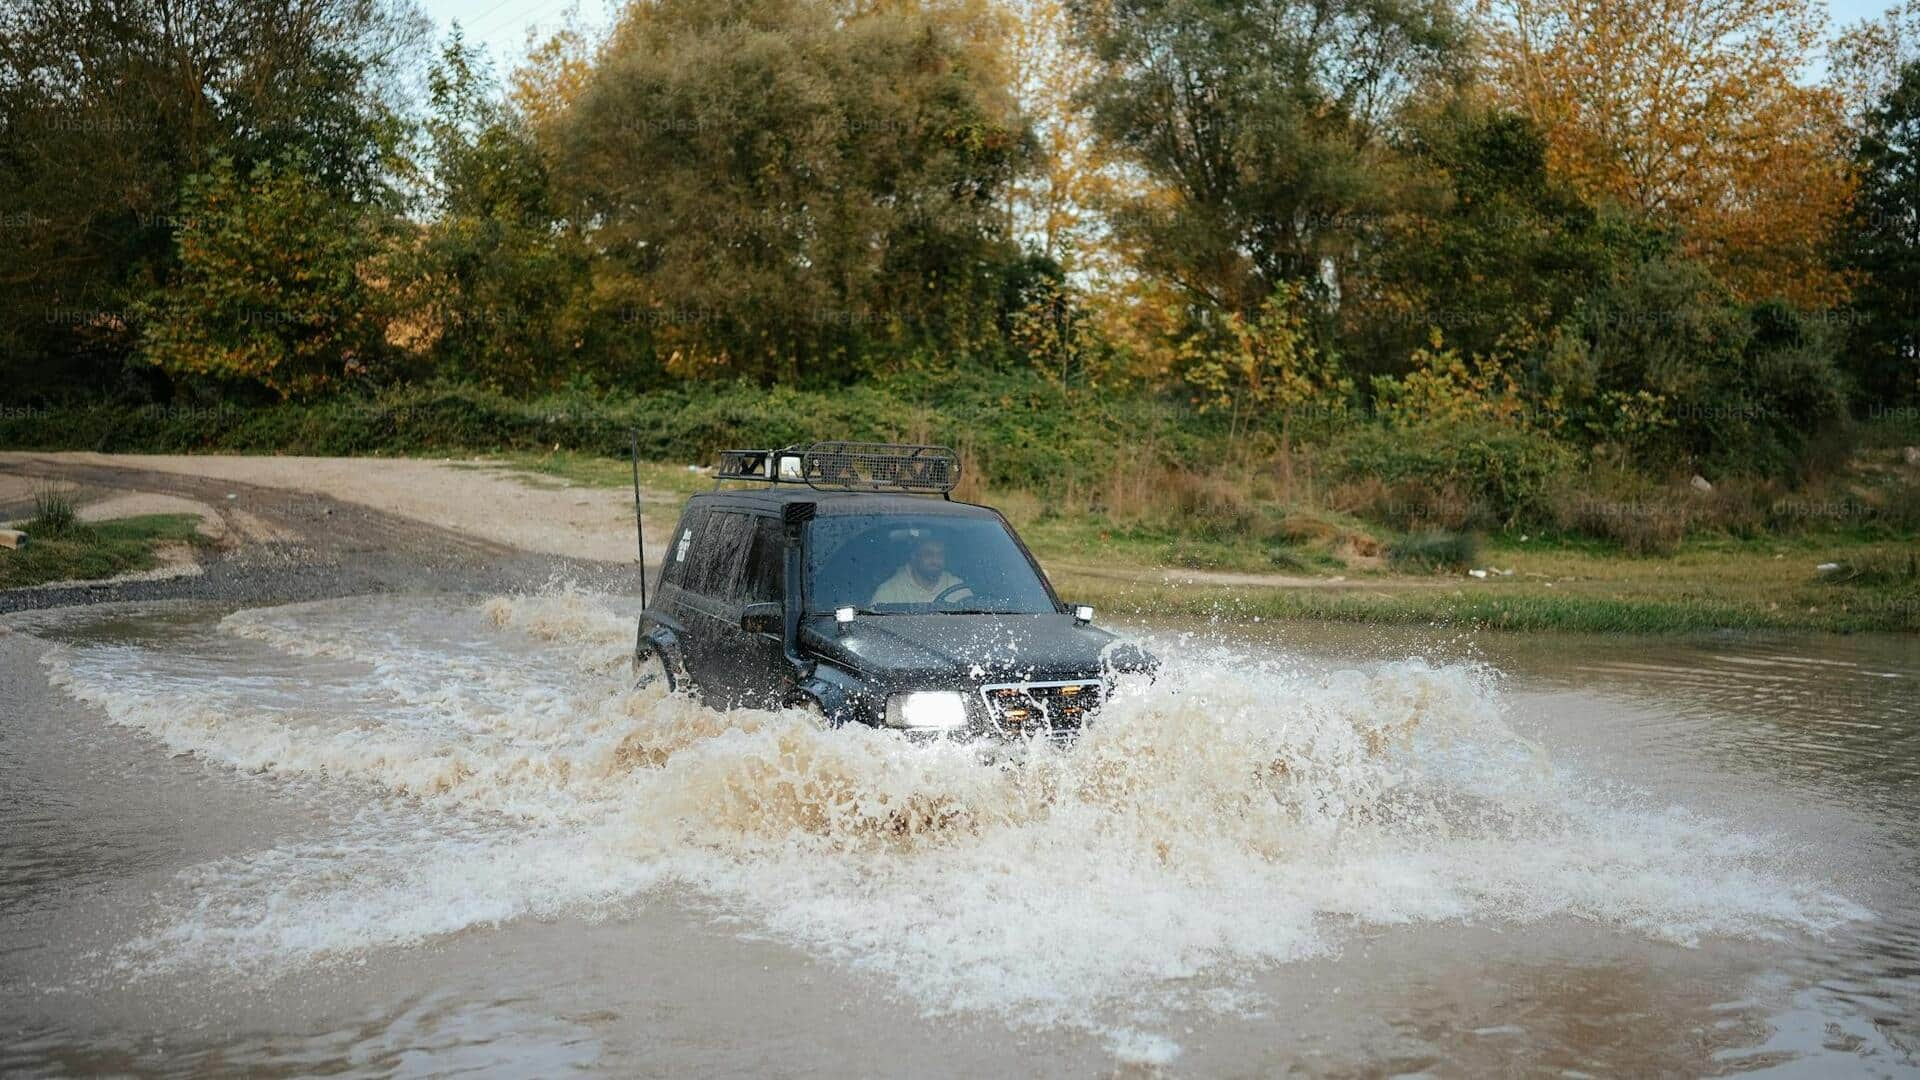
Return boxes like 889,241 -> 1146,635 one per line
1828,0 -> 1900,27
419,0 -> 1899,72
419,0 -> 599,67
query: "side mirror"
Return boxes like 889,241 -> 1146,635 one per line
740,602 -> 783,634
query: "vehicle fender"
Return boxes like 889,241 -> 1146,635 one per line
637,622 -> 691,687
792,663 -> 869,727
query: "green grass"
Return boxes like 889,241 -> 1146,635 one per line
1,514 -> 210,589
1067,581 -> 1918,634
476,451 -> 1917,634
30,488 -> 78,532
1058,534 -> 1920,634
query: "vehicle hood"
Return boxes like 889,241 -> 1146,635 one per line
799,612 -> 1153,685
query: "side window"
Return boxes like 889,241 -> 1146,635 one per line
739,516 -> 784,605
661,509 -> 705,589
686,511 -> 752,600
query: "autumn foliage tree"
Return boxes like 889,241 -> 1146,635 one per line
998,0 -> 1119,269
1181,283 -> 1351,440
1480,0 -> 1856,307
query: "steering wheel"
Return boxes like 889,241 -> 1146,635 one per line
932,582 -> 973,605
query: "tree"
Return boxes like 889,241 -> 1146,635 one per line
1840,60 -> 1920,406
549,0 -> 1030,383
140,156 -> 388,399
997,0 -> 1119,269
1551,257 -> 1849,473
1181,283 -> 1351,443
510,8 -> 599,134
395,32 -> 589,392
1343,99 -> 1615,382
0,0 -> 424,398
1481,0 -> 1856,308
1832,0 -> 1920,122
1071,0 -> 1460,319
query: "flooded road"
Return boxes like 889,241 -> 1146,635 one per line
2,592 -> 1915,1075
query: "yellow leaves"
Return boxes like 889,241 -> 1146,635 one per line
1179,284 -> 1350,432
511,16 -> 597,139
1482,0 -> 1857,306
662,345 -> 733,380
995,0 -> 1123,269
1373,332 -> 1531,429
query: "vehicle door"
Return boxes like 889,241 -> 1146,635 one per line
650,506 -> 705,682
672,509 -> 753,697
706,513 -> 791,708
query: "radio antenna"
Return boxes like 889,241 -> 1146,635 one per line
630,429 -> 648,609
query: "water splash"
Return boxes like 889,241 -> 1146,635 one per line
42,590 -> 1865,1037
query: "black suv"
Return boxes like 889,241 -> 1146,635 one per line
633,442 -> 1155,738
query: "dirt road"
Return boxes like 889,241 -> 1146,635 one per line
0,453 -> 644,613
2,451 -> 1444,615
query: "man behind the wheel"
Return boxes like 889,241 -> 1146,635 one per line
870,537 -> 972,605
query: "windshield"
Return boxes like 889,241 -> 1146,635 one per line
805,513 -> 1057,615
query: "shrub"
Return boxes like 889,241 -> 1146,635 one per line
1325,420 -> 1577,525
1563,262 -> 1851,476
1816,551 -> 1919,586
1326,474 -> 1492,531
29,488 -> 79,535
1547,491 -> 1688,555
1388,530 -> 1480,572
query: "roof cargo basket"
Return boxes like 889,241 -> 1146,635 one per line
713,441 -> 960,495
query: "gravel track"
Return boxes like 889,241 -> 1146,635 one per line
0,455 -> 642,615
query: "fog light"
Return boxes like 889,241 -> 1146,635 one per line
835,606 -> 856,632
885,691 -> 968,730
1074,604 -> 1094,625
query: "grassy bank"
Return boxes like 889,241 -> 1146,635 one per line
0,375 -> 1216,499
5,381 -> 1915,633
1057,542 -> 1920,635
0,513 -> 209,589
496,449 -> 1919,634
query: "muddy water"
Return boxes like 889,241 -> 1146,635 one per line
1,593 -> 1914,1076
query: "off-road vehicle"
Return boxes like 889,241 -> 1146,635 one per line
632,442 -> 1155,738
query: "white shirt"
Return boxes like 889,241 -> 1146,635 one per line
870,566 -> 969,605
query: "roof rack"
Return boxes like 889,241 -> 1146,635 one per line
713,441 -> 961,495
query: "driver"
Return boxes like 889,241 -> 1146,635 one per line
871,536 -> 971,606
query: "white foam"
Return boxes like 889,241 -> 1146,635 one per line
47,591 -> 1867,1043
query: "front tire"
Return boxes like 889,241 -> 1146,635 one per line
633,648 -> 672,692
786,694 -> 830,726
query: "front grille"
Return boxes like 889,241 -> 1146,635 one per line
979,680 -> 1104,735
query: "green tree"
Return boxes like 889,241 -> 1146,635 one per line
1343,103 -> 1626,380
1558,258 -> 1848,474
140,156 -> 388,399
395,32 -> 589,393
0,0 -> 423,399
1070,0 -> 1460,320
550,0 -> 1030,383
1841,60 -> 1920,407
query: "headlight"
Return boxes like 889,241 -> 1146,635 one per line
884,691 -> 968,730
